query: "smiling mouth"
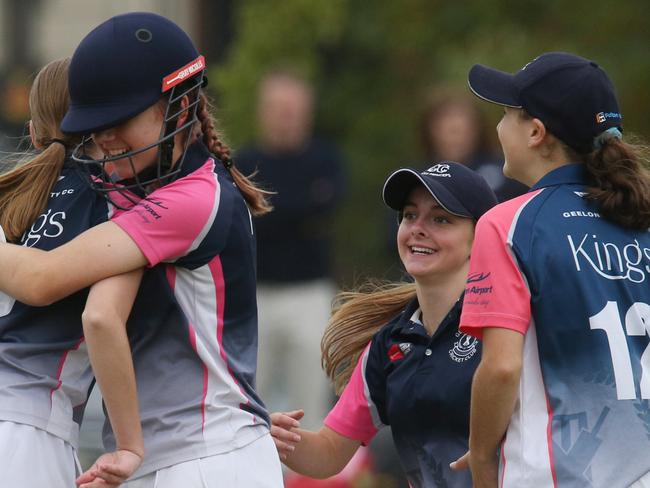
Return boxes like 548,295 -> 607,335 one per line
104,148 -> 130,159
410,246 -> 435,255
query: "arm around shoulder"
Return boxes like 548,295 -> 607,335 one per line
0,221 -> 147,306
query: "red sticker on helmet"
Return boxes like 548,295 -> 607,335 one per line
162,55 -> 206,92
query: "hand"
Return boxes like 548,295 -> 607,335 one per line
76,449 -> 142,488
270,409 -> 304,460
450,450 -> 498,488
449,451 -> 469,471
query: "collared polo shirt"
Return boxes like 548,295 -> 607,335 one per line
110,142 -> 269,478
326,296 -> 479,488
461,164 -> 650,487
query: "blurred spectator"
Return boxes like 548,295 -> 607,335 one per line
419,87 -> 527,202
0,67 -> 32,155
235,69 -> 346,431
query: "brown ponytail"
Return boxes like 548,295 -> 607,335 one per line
321,282 -> 416,395
196,93 -> 273,216
583,137 -> 650,229
0,58 -> 79,243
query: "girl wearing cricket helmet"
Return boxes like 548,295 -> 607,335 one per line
0,12 -> 281,488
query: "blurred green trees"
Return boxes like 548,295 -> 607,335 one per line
214,0 -> 650,285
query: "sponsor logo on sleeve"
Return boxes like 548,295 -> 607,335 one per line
465,271 -> 493,296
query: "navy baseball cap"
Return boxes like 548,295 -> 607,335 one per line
62,12 -> 203,134
468,52 -> 622,153
382,162 -> 498,220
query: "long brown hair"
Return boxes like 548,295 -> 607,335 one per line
0,58 -> 79,243
582,137 -> 650,229
321,281 -> 416,395
195,92 -> 273,216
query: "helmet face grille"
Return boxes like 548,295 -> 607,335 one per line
71,71 -> 205,210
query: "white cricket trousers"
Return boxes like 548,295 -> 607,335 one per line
123,433 -> 283,488
0,420 -> 80,487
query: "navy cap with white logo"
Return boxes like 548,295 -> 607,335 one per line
468,52 -> 622,154
382,161 -> 498,220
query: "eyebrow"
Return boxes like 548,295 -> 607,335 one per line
403,200 -> 442,210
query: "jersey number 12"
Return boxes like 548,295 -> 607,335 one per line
589,301 -> 650,400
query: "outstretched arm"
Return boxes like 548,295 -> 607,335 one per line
0,221 -> 147,306
270,411 -> 360,478
76,269 -> 144,487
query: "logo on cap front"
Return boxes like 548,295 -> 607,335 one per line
423,164 -> 451,177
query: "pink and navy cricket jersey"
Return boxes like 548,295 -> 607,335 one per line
108,142 -> 269,477
0,160 -> 113,446
461,164 -> 650,487
325,297 -> 479,487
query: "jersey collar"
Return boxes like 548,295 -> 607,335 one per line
391,294 -> 463,340
531,163 -> 587,191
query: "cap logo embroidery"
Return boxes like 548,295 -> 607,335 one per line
595,111 -> 621,124
423,163 -> 451,178
449,332 -> 478,363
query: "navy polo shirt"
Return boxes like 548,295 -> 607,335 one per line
326,295 -> 480,488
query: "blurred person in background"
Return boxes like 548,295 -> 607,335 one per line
236,69 -> 347,431
419,87 -> 527,202
0,67 -> 33,157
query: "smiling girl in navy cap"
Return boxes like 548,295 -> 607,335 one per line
271,161 -> 497,488
452,52 -> 650,488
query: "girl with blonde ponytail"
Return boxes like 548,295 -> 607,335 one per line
270,162 -> 497,488
0,57 -> 143,487
0,58 -> 77,242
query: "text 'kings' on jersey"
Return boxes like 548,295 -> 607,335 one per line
0,161 -> 113,446
461,164 -> 650,487
110,142 -> 269,477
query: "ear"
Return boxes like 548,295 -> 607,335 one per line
176,95 -> 190,128
528,118 -> 547,148
28,120 -> 44,150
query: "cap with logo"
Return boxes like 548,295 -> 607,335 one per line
61,12 -> 204,135
382,162 -> 498,221
468,52 -> 622,154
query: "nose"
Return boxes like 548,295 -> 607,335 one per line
410,216 -> 427,236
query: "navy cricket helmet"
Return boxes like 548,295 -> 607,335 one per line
62,12 -> 207,202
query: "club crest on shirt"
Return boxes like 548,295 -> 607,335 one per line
449,332 -> 478,363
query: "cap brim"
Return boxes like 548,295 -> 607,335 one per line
468,64 -> 522,108
61,95 -> 162,135
382,168 -> 471,218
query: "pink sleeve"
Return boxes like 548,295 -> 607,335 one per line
112,161 -> 219,266
460,196 -> 536,339
324,345 -> 381,445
